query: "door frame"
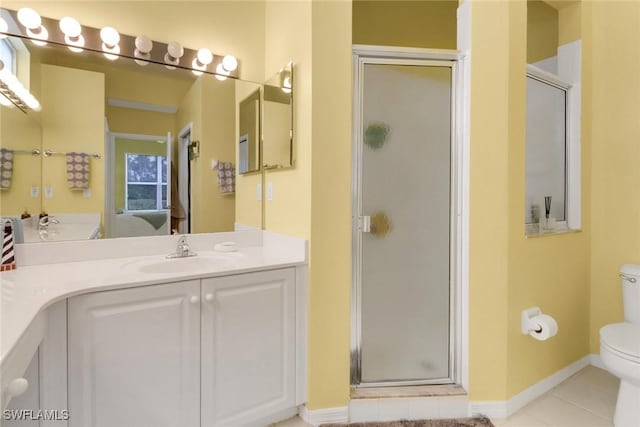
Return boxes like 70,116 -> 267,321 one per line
350,45 -> 468,388
178,123 -> 192,235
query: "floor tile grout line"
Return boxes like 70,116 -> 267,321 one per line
551,393 -> 613,422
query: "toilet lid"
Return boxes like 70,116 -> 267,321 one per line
600,323 -> 640,362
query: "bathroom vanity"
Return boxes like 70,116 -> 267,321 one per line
0,231 -> 307,427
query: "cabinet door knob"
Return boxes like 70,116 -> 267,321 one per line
205,293 -> 214,302
190,295 -> 199,304
7,378 -> 28,397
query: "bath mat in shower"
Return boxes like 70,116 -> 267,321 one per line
321,417 -> 494,427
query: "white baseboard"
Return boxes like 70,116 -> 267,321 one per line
590,353 -> 605,369
299,405 -> 349,427
470,354 -> 591,419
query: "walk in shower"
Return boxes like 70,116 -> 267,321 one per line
351,50 -> 458,387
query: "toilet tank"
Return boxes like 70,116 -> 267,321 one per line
621,264 -> 640,324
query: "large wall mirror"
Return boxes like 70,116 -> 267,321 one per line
0,8 -> 294,243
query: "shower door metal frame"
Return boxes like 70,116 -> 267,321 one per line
351,46 -> 462,388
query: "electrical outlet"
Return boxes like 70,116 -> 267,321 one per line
83,188 -> 92,198
267,182 -> 273,201
44,186 -> 53,199
256,183 -> 262,201
30,186 -> 39,198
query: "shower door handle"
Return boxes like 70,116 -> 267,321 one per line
361,215 -> 371,233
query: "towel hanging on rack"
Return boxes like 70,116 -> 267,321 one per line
66,152 -> 90,190
217,162 -> 235,194
0,148 -> 14,190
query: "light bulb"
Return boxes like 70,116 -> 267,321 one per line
59,17 -> 81,37
17,8 -> 41,29
0,17 -> 8,39
215,63 -> 229,81
100,26 -> 120,47
167,41 -> 183,59
164,41 -> 183,69
192,48 -> 213,76
197,48 -> 213,65
221,55 -> 237,72
134,35 -> 152,66
135,35 -> 153,54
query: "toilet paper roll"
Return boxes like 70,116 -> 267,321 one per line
529,314 -> 558,341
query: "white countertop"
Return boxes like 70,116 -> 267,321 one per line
1,231 -> 307,366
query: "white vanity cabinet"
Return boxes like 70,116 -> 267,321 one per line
201,268 -> 296,426
67,280 -> 201,427
67,268 -> 300,427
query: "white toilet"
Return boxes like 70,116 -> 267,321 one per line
600,264 -> 640,427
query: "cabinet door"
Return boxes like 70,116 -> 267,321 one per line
68,281 -> 201,427
201,268 -> 296,426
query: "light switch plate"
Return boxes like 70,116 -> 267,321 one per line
256,183 -> 262,201
44,186 -> 53,199
30,186 -> 39,198
83,188 -> 91,198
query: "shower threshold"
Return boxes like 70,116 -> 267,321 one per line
351,384 -> 466,399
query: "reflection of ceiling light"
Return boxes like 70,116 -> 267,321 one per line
18,8 -> 48,46
100,26 -> 120,60
215,63 -> 229,81
0,17 -> 8,39
0,69 -> 41,110
221,55 -> 237,72
164,41 -> 183,70
60,17 -> 84,52
192,48 -> 213,76
134,35 -> 153,66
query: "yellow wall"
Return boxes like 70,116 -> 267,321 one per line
235,80 -> 263,230
527,0 -> 558,64
0,106 -> 42,216
107,108 -> 176,137
199,76 -> 236,232
263,0 -> 312,239
3,1 -> 267,83
176,76 -> 237,234
40,64 -> 105,224
468,0 -> 511,400
589,1 -> 640,352
306,0 -> 352,409
114,138 -> 167,211
558,2 -> 581,46
468,0 -> 591,400
352,0 -> 457,49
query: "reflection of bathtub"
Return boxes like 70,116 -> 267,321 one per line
22,213 -> 101,243
113,212 -> 168,238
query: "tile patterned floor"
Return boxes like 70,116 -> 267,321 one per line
274,366 -> 618,427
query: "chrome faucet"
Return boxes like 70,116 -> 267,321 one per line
167,236 -> 197,259
38,216 -> 60,231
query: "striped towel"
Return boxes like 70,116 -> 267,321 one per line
0,148 -> 14,190
217,162 -> 235,194
66,152 -> 90,190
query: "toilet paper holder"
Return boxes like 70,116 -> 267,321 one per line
522,306 -> 544,334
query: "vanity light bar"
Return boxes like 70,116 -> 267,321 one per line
0,66 -> 41,111
0,8 -> 240,79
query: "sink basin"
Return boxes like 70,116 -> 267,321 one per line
135,254 -> 236,274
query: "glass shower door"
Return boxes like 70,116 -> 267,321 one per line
356,61 -> 454,385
